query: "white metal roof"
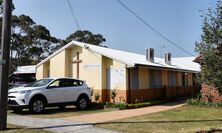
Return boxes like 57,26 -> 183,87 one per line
14,65 -> 36,74
36,41 -> 200,73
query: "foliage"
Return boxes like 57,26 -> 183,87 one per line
113,103 -> 127,110
134,97 -> 144,103
186,98 -> 222,107
0,2 -> 62,72
104,102 -> 114,108
196,92 -> 202,100
89,102 -> 105,109
94,90 -> 100,103
66,30 -> 106,45
126,100 -> 166,109
10,15 -> 60,65
104,102 -> 126,110
110,89 -> 118,103
52,30 -> 107,53
195,0 -> 222,91
0,0 -> 15,14
103,100 -> 166,110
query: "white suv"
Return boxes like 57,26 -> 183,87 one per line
8,78 -> 91,113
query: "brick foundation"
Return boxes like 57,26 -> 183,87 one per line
201,84 -> 222,102
93,86 -> 201,103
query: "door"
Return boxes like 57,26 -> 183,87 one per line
64,79 -> 83,102
44,79 -> 70,103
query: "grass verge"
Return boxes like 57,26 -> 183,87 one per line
96,105 -> 222,133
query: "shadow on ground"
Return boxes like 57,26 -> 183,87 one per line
9,103 -> 106,115
196,128 -> 222,133
14,119 -> 222,130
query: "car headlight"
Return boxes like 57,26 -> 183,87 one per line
18,90 -> 31,94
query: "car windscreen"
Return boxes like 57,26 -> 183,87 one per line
25,79 -> 53,87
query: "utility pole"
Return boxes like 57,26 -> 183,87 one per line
0,0 -> 12,130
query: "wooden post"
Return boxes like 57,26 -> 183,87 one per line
0,0 -> 12,130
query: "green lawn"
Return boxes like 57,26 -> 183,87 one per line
0,124 -> 51,133
8,104 -> 118,118
96,105 -> 222,133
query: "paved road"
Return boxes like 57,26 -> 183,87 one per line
64,101 -> 186,123
7,115 -> 118,133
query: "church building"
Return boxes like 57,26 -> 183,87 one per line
36,41 -> 200,103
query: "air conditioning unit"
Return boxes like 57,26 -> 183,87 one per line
165,52 -> 171,65
146,48 -> 154,62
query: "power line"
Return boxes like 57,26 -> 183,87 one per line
115,0 -> 194,56
67,0 -> 81,30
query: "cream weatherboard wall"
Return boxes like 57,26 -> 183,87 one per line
36,50 -> 69,79
79,48 -> 102,90
49,50 -> 67,77
36,61 -> 49,79
102,56 -> 127,90
36,65 -> 43,79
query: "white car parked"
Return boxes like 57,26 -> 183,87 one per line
8,78 -> 91,113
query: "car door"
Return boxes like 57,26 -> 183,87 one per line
64,79 -> 81,102
44,79 -> 68,103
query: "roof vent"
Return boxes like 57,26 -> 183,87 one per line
146,48 -> 154,62
165,52 -> 171,65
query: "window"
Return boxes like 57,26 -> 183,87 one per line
149,70 -> 161,88
168,71 -> 177,87
49,79 -> 65,88
182,73 -> 188,86
25,79 -> 53,87
65,79 -> 83,87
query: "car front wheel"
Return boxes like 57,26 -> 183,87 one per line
29,98 -> 45,113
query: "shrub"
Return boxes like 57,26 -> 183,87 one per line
104,102 -> 114,108
126,100 -> 166,109
196,92 -> 202,100
90,102 -> 105,109
186,98 -> 222,107
94,90 -> 100,103
110,89 -> 118,103
104,100 -> 166,110
114,103 -> 127,110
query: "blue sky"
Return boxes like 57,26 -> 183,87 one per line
13,0 -> 217,57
